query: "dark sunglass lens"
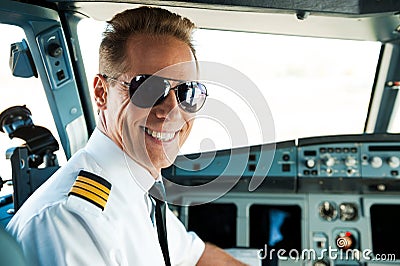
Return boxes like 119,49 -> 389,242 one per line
130,75 -> 168,108
130,75 -> 149,90
130,75 -> 207,112
176,82 -> 207,112
129,75 -> 148,97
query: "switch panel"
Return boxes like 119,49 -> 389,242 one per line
37,27 -> 71,89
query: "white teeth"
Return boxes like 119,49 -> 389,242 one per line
145,127 -> 176,142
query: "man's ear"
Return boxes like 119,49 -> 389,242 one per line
93,74 -> 108,110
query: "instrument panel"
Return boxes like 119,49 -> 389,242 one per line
298,135 -> 400,179
163,134 -> 400,266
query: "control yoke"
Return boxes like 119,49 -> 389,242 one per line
0,105 -> 60,211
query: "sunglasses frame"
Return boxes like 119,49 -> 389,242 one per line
102,74 -> 207,113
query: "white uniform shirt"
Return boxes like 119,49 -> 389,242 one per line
6,129 -> 205,266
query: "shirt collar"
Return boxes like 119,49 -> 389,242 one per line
85,128 -> 157,193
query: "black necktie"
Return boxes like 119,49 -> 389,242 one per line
149,181 -> 171,266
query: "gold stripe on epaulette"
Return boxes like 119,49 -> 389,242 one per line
73,181 -> 109,200
68,170 -> 112,211
70,187 -> 107,209
77,176 -> 111,195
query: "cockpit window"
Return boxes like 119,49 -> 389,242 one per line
78,18 -> 380,154
0,24 -> 66,196
388,97 -> 400,133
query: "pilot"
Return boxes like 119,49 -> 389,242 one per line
6,6 -> 245,266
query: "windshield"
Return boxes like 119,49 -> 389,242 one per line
388,92 -> 400,133
0,24 -> 66,196
78,18 -> 380,154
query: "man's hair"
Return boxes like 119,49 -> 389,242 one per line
99,6 -> 197,77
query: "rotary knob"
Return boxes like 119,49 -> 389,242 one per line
345,156 -> 356,167
324,157 -> 335,167
388,156 -> 400,168
339,203 -> 358,221
370,156 -> 383,168
47,43 -> 63,58
313,260 -> 329,266
319,201 -> 337,221
306,159 -> 316,168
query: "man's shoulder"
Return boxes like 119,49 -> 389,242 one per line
67,169 -> 112,213
6,150 -> 112,237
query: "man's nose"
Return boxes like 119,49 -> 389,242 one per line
154,90 -> 182,120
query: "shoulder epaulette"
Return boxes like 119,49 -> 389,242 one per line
68,170 -> 112,211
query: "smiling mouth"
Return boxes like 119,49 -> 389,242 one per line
143,127 -> 178,142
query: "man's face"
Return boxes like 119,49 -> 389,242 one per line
98,35 -> 197,177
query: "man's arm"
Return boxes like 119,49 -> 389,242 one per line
197,243 -> 248,266
7,203 -> 112,266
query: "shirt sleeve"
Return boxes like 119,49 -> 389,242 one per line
7,203 -> 111,266
166,208 -> 205,266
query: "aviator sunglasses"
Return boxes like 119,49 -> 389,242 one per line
102,74 -> 208,113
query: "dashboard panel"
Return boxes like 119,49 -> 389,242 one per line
163,134 -> 400,265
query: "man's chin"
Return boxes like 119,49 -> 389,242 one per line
152,154 -> 178,170
158,158 -> 176,170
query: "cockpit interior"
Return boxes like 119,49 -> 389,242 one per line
1,1 -> 400,265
